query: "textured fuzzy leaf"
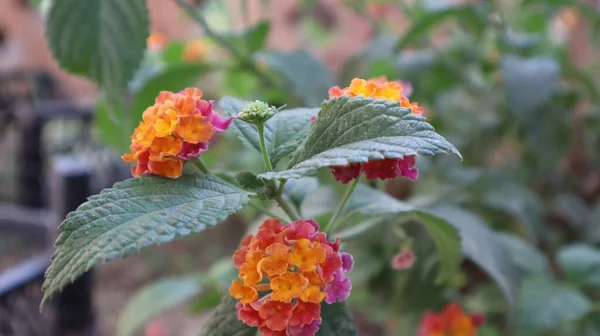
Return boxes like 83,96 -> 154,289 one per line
219,97 -> 319,166
46,0 -> 149,96
259,96 -> 460,180
117,275 -> 203,336
518,277 -> 592,335
317,302 -> 358,336
256,50 -> 335,107
201,296 -> 257,336
428,206 -> 519,304
42,174 -> 249,306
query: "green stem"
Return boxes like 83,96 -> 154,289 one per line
324,178 -> 360,234
248,201 -> 287,223
257,123 -> 274,172
192,159 -> 210,174
275,196 -> 300,222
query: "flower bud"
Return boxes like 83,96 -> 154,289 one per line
238,100 -> 277,124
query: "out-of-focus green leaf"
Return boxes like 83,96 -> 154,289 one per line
345,185 -> 414,217
162,42 -> 186,64
502,55 -> 559,115
517,277 -> 592,335
394,5 -> 487,54
117,275 -> 203,336
256,50 -> 335,107
95,98 -> 130,153
284,177 -> 320,209
553,193 -> 590,230
427,206 -> 519,304
497,233 -> 550,276
557,244 -> 600,289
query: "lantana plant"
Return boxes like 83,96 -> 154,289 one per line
40,76 -> 466,335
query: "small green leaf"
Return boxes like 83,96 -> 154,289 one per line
260,96 -> 460,180
497,233 -> 550,276
427,206 -> 519,305
557,244 -> 600,289
256,50 -> 335,107
518,277 -> 592,335
117,275 -> 203,336
42,174 -> 249,306
245,21 -> 270,54
413,211 -> 462,285
201,296 -> 257,336
46,0 -> 149,97
317,302 -> 358,336
219,97 -> 319,166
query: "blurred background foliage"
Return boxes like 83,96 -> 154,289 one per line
4,0 -> 600,335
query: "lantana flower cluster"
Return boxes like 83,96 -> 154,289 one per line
122,88 -> 232,179
327,77 -> 423,184
229,218 -> 353,336
418,302 -> 485,336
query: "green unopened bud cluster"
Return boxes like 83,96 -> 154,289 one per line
238,100 -> 277,124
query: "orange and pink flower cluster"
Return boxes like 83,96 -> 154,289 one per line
229,219 -> 353,336
327,77 -> 422,184
419,302 -> 485,336
122,88 -> 232,179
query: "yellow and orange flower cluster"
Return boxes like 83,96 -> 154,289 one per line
122,88 -> 232,179
328,76 -> 423,115
230,218 -> 353,336
418,303 -> 485,336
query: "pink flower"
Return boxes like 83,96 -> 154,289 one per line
330,163 -> 361,184
391,248 -> 416,270
400,81 -> 413,97
324,269 -> 352,304
340,253 -> 354,272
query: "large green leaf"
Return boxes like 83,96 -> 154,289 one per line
414,211 -> 462,285
497,233 -> 550,276
428,206 -> 518,304
117,275 -> 204,336
219,97 -> 319,166
345,185 -> 414,216
259,96 -> 460,180
46,0 -> 149,97
284,177 -> 320,209
317,302 -> 358,336
42,174 -> 249,306
557,244 -> 600,289
518,277 -> 592,335
201,296 -> 257,336
256,50 -> 335,107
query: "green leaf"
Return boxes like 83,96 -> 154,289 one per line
427,206 -> 519,304
557,244 -> 600,289
317,302 -> 358,336
259,96 -> 461,180
501,55 -> 559,115
345,184 -> 414,216
117,275 -> 203,336
46,0 -> 149,97
95,98 -> 130,153
413,211 -> 462,285
131,63 -> 211,124
518,277 -> 592,335
256,50 -> 335,107
394,5 -> 487,54
245,21 -> 270,54
284,177 -> 320,208
219,97 -> 320,166
201,296 -> 257,336
497,233 -> 550,276
42,174 -> 249,306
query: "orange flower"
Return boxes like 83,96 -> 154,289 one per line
259,243 -> 292,277
147,32 -> 167,51
183,39 -> 208,62
239,251 -> 265,285
418,303 -> 484,336
121,88 -> 232,179
270,272 -> 309,303
289,300 -> 321,327
291,239 -> 327,272
229,280 -> 258,304
299,285 -> 327,304
258,299 -> 294,331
